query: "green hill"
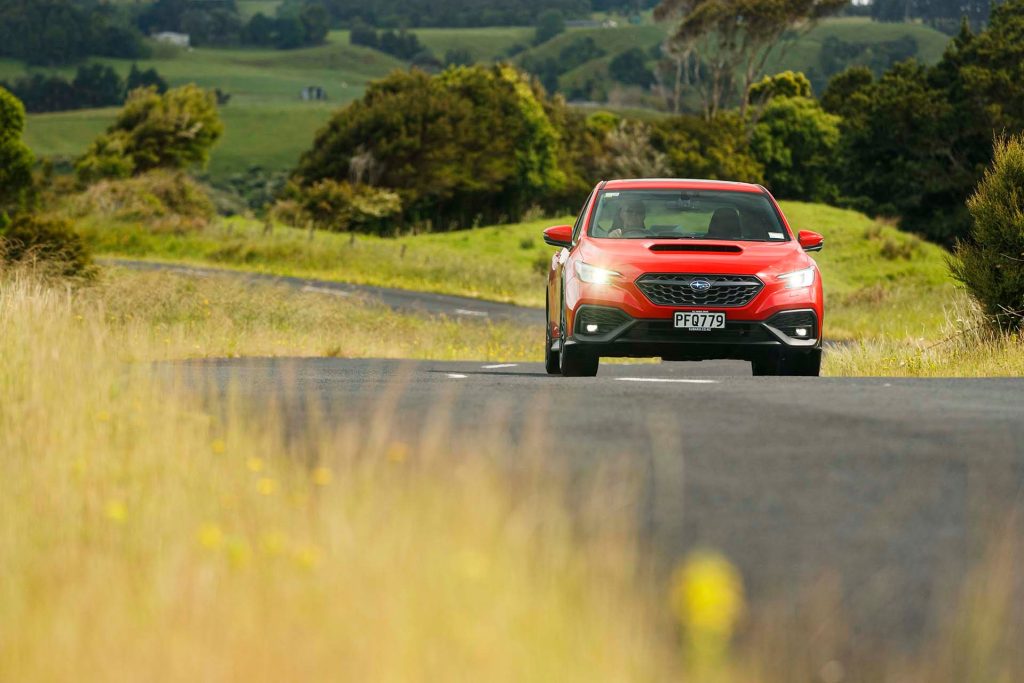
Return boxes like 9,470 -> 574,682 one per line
9,35 -> 404,181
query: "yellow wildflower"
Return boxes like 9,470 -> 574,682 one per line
211,438 -> 227,455
95,411 -> 112,423
312,466 -> 332,486
197,523 -> 224,550
105,500 -> 127,523
669,549 -> 744,671
257,477 -> 278,496
293,545 -> 322,570
246,457 -> 264,473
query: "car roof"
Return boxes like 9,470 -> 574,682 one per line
600,178 -> 766,193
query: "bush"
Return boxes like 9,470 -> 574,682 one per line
68,171 -> 216,233
295,179 -> 403,234
750,95 -> 841,202
294,65 -> 566,230
76,85 -> 224,183
950,134 -> 1024,333
651,114 -> 764,184
0,86 -> 34,222
0,214 -> 92,277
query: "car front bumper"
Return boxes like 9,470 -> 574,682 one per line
566,305 -> 821,362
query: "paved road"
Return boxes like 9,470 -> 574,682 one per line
171,356 -> 1024,649
103,258 -> 544,323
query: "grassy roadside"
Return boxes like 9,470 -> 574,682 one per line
86,267 -> 538,362
80,200 -> 958,341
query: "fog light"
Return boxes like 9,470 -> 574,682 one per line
586,324 -> 599,333
795,327 -> 808,337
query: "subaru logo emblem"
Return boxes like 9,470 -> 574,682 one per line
690,278 -> 712,293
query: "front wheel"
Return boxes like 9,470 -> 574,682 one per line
560,344 -> 599,377
752,349 -> 821,377
544,331 -> 561,375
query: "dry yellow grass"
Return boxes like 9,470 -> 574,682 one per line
1,270 -> 1022,681
825,299 -> 1024,377
0,272 -> 675,681
89,266 -> 540,362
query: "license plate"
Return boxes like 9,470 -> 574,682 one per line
674,311 -> 726,331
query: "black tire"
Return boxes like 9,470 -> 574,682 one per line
561,344 -> 599,377
752,349 -> 821,377
545,299 -> 561,375
544,332 -> 561,375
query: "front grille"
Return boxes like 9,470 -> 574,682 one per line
767,310 -> 818,338
636,273 -> 764,308
576,306 -> 631,335
620,321 -> 774,343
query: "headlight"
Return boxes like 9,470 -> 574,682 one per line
575,261 -> 621,285
777,267 -> 815,289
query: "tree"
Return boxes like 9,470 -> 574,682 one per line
294,65 -> 567,229
751,94 -> 840,201
950,134 -> 1024,333
609,48 -> 655,88
126,64 -> 169,96
299,3 -> 331,45
0,86 -> 34,222
654,0 -> 847,118
76,85 -> 224,182
598,120 -> 671,178
651,113 -> 764,182
534,9 -> 566,45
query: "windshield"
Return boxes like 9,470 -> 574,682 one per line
588,189 -> 790,242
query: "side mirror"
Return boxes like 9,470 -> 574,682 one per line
798,230 -> 824,252
543,224 -> 573,248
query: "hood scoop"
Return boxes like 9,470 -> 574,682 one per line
649,243 -> 743,254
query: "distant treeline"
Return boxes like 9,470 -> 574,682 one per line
318,0 -> 591,28
870,0 -> 994,31
0,0 -> 149,66
2,65 -> 167,114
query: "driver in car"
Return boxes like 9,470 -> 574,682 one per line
607,200 -> 647,238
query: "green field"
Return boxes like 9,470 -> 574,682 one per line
11,19 -> 951,183
79,200 -> 958,342
12,36 -> 404,180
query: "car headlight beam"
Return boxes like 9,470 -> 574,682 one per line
776,267 -> 816,289
575,261 -> 621,285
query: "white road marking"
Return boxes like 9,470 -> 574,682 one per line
302,285 -> 351,297
454,308 -> 489,317
446,373 -> 468,379
482,363 -> 518,369
615,377 -> 719,384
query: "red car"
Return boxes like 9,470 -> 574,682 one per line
543,179 -> 824,377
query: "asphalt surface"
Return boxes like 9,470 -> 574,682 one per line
172,356 -> 1024,649
103,258 -> 544,324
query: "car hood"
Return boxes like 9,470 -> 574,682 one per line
578,238 -> 813,280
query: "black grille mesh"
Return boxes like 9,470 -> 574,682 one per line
767,310 -> 818,337
576,307 -> 631,334
636,274 -> 763,307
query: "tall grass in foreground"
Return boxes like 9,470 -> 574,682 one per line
1,272 -> 1022,680
0,273 -> 672,680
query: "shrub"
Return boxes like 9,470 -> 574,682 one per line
0,214 -> 92,277
76,85 -> 224,183
295,179 -> 402,234
950,134 -> 1024,333
750,95 -> 841,202
651,114 -> 764,184
0,86 -> 34,222
68,171 -> 216,232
